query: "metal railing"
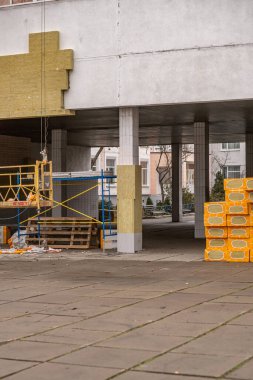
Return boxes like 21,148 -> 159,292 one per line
143,203 -> 195,217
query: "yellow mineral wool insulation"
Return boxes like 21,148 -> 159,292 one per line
204,249 -> 226,261
204,214 -> 227,227
228,239 -> 250,250
226,250 -> 249,262
225,191 -> 247,202
226,202 -> 249,215
204,202 -> 226,214
227,215 -> 250,227
205,227 -> 227,238
228,227 -> 250,239
206,239 -> 227,250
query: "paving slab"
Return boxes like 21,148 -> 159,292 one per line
53,346 -> 158,369
232,287 -> 253,296
212,295 -> 253,304
0,313 -> 83,342
0,340 -> 77,361
0,301 -> 48,321
0,359 -> 37,378
227,312 -> 253,326
161,302 -> 252,324
23,327 -> 115,346
114,370 -> 209,380
138,352 -> 245,377
181,282 -> 253,295
102,289 -> 167,299
95,330 -> 189,352
173,325 -> 253,358
5,362 -> 120,380
226,357 -> 253,379
138,320 -> 217,337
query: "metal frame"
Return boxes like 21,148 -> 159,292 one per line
53,170 -> 117,245
0,161 -> 53,243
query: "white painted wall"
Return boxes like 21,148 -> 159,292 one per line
1,0 -> 253,109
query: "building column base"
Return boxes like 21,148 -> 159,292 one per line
118,233 -> 142,253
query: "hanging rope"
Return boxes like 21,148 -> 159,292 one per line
40,0 -> 48,162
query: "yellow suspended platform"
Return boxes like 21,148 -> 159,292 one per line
0,161 -> 53,209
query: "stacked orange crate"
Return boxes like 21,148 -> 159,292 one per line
225,179 -> 250,262
204,202 -> 227,261
244,178 -> 253,262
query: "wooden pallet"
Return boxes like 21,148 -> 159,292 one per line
26,217 -> 98,249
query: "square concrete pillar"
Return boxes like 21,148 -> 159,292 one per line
194,122 -> 209,238
51,129 -> 67,217
117,107 -> 142,253
172,144 -> 182,222
246,134 -> 253,177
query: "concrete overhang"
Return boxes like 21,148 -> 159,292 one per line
0,100 -> 253,147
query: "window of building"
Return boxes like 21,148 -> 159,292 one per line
223,165 -> 241,179
186,163 -> 194,186
141,161 -> 148,186
106,158 -> 116,183
221,143 -> 240,151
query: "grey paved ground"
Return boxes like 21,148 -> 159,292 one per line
0,220 -> 253,379
0,255 -> 253,379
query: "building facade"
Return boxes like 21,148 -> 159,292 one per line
210,143 -> 246,188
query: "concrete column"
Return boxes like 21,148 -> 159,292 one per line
246,135 -> 253,177
117,107 -> 142,253
172,144 -> 182,222
51,129 -> 67,217
194,122 -> 209,238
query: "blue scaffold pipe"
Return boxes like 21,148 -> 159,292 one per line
101,170 -> 106,241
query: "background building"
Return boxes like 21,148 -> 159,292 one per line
210,143 -> 246,188
92,145 -> 195,205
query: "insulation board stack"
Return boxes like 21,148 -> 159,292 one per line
204,178 -> 253,262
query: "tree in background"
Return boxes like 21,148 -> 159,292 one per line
182,187 -> 195,205
155,145 -> 193,203
210,171 -> 225,201
146,196 -> 153,206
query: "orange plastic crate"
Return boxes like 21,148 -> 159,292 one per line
205,227 -> 227,238
227,215 -> 250,227
228,227 -> 250,239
